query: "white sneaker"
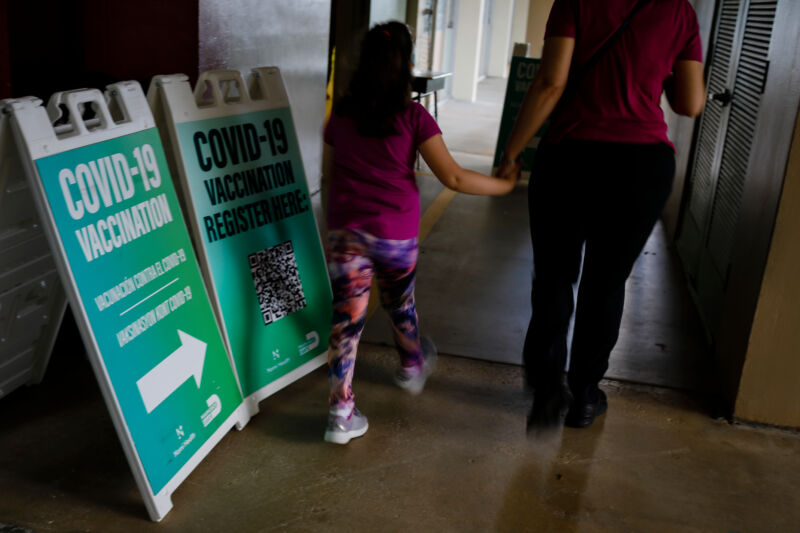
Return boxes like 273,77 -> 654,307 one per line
394,336 -> 438,395
324,407 -> 369,445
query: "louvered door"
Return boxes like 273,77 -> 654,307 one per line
678,0 -> 742,282
677,0 -> 778,336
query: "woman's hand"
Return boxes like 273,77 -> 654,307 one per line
496,154 -> 522,184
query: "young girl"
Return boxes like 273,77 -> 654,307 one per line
322,21 -> 518,444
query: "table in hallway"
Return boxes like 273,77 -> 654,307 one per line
412,71 -> 452,121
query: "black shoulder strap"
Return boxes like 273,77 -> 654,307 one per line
567,0 -> 651,90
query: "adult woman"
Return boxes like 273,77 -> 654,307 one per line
498,0 -> 706,431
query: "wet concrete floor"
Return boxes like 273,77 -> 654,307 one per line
1,339 -> 799,532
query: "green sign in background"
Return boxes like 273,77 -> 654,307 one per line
175,107 -> 331,397
35,128 -> 242,494
493,56 -> 545,172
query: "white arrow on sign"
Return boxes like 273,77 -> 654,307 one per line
137,330 -> 207,414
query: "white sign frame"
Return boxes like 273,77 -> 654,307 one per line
3,82 -> 250,521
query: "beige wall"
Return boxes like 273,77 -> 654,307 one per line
734,111 -> 800,427
524,0 -> 554,58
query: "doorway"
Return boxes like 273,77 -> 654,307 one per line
677,0 -> 778,337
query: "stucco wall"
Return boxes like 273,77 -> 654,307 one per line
199,0 -> 331,193
524,0 -> 553,58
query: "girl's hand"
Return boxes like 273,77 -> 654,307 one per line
421,134 -> 517,196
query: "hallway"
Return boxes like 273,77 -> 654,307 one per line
1,79 -> 799,532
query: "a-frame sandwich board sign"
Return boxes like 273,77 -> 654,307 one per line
3,81 -> 249,521
147,68 -> 331,410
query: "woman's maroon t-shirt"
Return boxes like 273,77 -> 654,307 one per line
544,0 -> 703,147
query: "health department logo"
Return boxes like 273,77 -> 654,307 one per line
298,331 -> 319,355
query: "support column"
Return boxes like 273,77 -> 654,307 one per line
526,0 -> 555,58
488,0 -> 514,78
332,1 -> 371,104
452,0 -> 486,102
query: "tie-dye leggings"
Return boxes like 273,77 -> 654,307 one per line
326,228 -> 422,411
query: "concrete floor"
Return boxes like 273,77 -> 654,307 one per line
1,79 -> 799,531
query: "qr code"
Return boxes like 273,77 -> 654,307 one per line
248,241 -> 307,325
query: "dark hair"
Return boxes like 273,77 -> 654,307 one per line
336,21 -> 414,137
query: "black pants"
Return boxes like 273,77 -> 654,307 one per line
524,140 -> 675,401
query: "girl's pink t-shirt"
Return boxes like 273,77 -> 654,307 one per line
324,102 -> 441,239
545,0 -> 703,147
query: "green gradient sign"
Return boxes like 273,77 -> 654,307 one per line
493,56 -> 545,173
34,128 -> 242,494
174,108 -> 331,397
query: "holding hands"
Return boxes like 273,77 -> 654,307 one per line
495,153 -> 523,184
419,134 -> 519,195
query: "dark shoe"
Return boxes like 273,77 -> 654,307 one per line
564,389 -> 607,428
527,377 -> 573,435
